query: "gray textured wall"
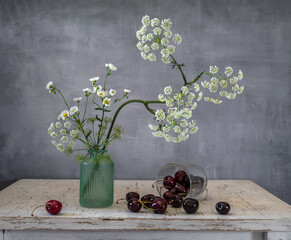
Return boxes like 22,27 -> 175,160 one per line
0,0 -> 290,204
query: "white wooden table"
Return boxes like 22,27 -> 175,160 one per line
0,179 -> 290,240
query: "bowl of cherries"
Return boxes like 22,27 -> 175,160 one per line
155,163 -> 208,201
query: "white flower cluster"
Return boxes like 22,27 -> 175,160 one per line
136,15 -> 182,64
48,121 -> 79,152
149,84 -> 203,142
201,66 -> 244,104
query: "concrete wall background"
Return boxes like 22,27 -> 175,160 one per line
0,0 -> 290,203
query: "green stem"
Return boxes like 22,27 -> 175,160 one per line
103,99 -> 163,150
186,71 -> 205,86
169,54 -> 187,85
82,96 -> 89,121
56,89 -> 70,110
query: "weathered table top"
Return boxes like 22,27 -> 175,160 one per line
0,179 -> 290,231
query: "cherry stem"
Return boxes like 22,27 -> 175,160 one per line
169,199 -> 174,204
178,193 -> 188,196
115,198 -> 126,204
138,200 -> 155,211
31,204 -> 46,216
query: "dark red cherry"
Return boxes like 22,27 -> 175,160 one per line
163,176 -> 176,189
151,197 -> 167,214
45,200 -> 62,215
127,198 -> 142,212
126,192 -> 140,201
175,183 -> 188,194
216,202 -> 230,214
170,195 -> 183,208
141,194 -> 156,208
183,198 -> 199,214
163,190 -> 175,203
175,170 -> 187,184
31,200 -> 62,216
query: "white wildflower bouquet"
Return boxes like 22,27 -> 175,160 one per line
46,15 -> 244,161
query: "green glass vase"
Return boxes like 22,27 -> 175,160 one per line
79,150 -> 114,208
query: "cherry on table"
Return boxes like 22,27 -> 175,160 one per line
151,197 -> 167,214
127,198 -> 142,212
216,202 -> 231,214
183,198 -> 199,214
163,190 -> 175,203
175,183 -> 188,194
126,192 -> 140,201
31,200 -> 62,216
170,195 -> 183,208
141,194 -> 156,208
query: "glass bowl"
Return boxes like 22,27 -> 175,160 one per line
156,163 -> 207,199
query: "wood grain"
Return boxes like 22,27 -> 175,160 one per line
0,180 -> 290,231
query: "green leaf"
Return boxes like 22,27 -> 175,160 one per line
85,130 -> 92,138
96,115 -> 102,121
95,107 -> 111,112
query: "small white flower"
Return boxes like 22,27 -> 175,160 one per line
213,99 -> 223,104
189,126 -> 199,134
151,43 -> 159,50
109,89 -> 116,96
139,26 -> 147,35
174,93 -> 182,100
225,66 -> 233,77
143,44 -> 150,53
238,70 -> 243,80
230,77 -> 238,84
211,77 -> 219,84
180,119 -> 188,127
55,122 -> 62,129
209,65 -> 219,74
161,49 -> 169,57
103,97 -> 111,107
136,30 -> 142,40
161,56 -> 171,64
161,38 -> 169,47
193,84 -> 200,92
60,110 -> 69,120
50,131 -> 58,138
188,92 -> 195,100
201,81 -> 210,88
60,129 -> 67,134
197,92 -> 203,101
161,19 -> 172,30
149,124 -> 159,130
220,91 -> 228,97
70,106 -> 79,115
61,136 -> 68,142
173,34 -> 182,45
219,80 -> 227,88
166,98 -> 174,107
164,86 -> 172,95
136,41 -> 143,51
64,121 -> 71,128
108,63 -> 117,71
155,109 -> 166,121
46,81 -> 53,90
97,90 -> 106,97
237,85 -> 244,94
226,93 -> 237,99
167,45 -> 175,54
183,108 -> 192,119
181,86 -> 189,95
73,97 -> 82,102
232,84 -> 240,92
148,53 -> 157,61
70,129 -> 79,138
152,131 -> 164,137
153,27 -> 162,35
151,18 -> 160,27
56,143 -> 65,152
89,77 -> 99,82
141,35 -> 147,43
209,83 -> 218,93
191,102 -> 197,110
83,88 -> 93,94
124,89 -> 131,93
147,33 -> 154,41
174,126 -> 181,133
164,29 -> 172,38
52,140 -> 57,146
141,52 -> 148,60
158,94 -> 166,102
142,15 -> 150,26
